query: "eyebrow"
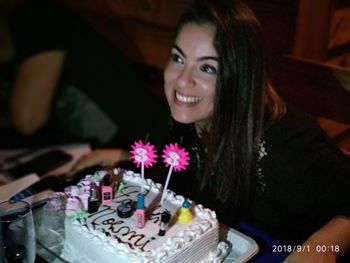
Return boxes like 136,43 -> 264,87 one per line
173,44 -> 218,62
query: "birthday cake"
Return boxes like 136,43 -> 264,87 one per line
51,168 -> 228,263
52,169 -> 228,262
47,141 -> 229,262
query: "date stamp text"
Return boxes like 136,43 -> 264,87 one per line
272,245 -> 340,253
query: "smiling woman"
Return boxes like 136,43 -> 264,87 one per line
164,23 -> 217,128
162,1 -> 350,262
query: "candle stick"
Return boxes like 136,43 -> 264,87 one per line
160,166 -> 173,204
160,143 -> 190,205
141,162 -> 145,191
130,140 -> 157,193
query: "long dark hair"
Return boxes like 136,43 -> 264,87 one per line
174,0 -> 285,206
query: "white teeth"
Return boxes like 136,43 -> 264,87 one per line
176,92 -> 201,103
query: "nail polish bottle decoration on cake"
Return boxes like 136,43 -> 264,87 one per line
177,199 -> 192,224
135,193 -> 146,228
101,174 -> 113,205
88,188 -> 100,213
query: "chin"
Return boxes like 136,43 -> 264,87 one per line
171,112 -> 196,125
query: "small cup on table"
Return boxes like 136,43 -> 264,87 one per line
0,199 -> 36,263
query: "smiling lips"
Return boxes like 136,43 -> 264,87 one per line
175,91 -> 202,105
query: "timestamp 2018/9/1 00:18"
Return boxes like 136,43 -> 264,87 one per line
272,245 -> 340,253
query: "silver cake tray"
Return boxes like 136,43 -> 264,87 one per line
221,224 -> 259,263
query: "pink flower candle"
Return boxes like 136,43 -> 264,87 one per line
130,140 -> 158,193
160,143 -> 190,204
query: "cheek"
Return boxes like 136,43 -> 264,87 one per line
201,79 -> 216,102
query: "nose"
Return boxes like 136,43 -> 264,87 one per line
176,66 -> 195,89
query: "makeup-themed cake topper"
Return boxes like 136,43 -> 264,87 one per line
158,210 -> 172,236
160,143 -> 190,204
135,193 -> 146,228
177,199 -> 193,224
130,140 -> 158,193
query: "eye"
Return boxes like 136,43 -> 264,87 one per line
170,53 -> 184,64
200,64 -> 217,75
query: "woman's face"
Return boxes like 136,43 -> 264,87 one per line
164,23 -> 218,127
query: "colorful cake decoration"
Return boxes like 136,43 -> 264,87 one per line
160,143 -> 190,204
117,203 -> 134,219
131,140 -> 158,193
158,210 -> 172,236
135,193 -> 146,228
177,199 -> 193,224
101,174 -> 113,205
87,188 -> 100,213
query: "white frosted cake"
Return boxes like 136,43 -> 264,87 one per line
55,169 -> 228,263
